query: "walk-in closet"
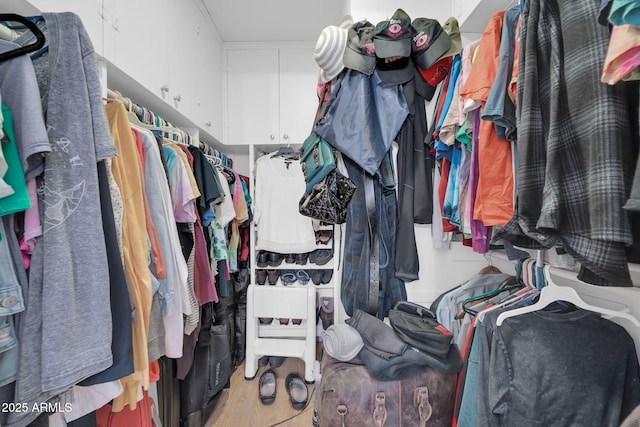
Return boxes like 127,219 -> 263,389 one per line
0,0 -> 639,426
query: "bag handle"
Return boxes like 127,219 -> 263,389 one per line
337,404 -> 348,427
414,387 -> 432,427
372,391 -> 388,427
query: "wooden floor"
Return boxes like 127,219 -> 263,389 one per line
205,357 -> 315,427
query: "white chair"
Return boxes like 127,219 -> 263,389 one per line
245,283 -> 317,383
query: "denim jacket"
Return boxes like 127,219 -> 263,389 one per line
0,222 -> 25,386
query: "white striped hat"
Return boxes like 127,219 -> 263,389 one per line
314,25 -> 348,84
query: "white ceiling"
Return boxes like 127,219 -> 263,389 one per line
202,1 -> 466,43
203,0 -> 352,43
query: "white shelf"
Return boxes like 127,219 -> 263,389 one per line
246,338 -> 308,359
259,323 -> 309,338
316,285 -> 334,299
453,0 -> 515,34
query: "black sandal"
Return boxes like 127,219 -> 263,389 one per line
258,369 -> 277,405
285,373 -> 308,410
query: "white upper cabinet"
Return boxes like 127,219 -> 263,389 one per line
225,46 -> 318,146
278,47 -> 319,146
166,0 -> 223,140
226,48 -> 279,146
102,0 -> 170,101
19,0 -> 104,55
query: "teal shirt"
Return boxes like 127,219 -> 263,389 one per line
0,104 -> 30,216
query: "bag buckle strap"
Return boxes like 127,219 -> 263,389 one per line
414,387 -> 432,427
337,404 -> 348,427
373,391 -> 387,427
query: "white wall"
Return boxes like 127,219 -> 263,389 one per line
407,226 -> 516,307
350,0 -> 454,25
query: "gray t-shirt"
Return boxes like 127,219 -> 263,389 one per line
9,12 -> 117,426
0,40 -> 50,180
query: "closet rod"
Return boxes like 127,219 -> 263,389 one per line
106,88 -> 143,117
105,87 -> 206,150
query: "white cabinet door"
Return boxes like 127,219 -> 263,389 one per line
226,48 -> 279,145
104,0 -> 170,99
184,1 -> 223,138
278,47 -> 318,146
25,0 -> 104,55
197,27 -> 224,141
166,0 -> 203,121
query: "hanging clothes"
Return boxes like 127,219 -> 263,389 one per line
341,154 -> 407,319
253,153 -> 316,254
106,100 -> 152,412
476,308 -> 640,426
133,126 -> 188,359
8,13 -> 117,427
0,105 -> 28,215
394,75 -> 421,282
496,0 -> 639,286
460,10 -> 514,227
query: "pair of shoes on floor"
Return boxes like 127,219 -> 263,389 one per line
258,370 -> 308,410
258,355 -> 285,368
310,269 -> 333,285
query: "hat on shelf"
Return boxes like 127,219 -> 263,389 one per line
441,17 -> 463,58
417,55 -> 453,87
338,14 -> 355,29
322,324 -> 364,362
410,17 -> 452,72
314,25 -> 349,84
343,20 -> 377,75
414,66 -> 437,100
373,8 -> 413,59
375,56 -> 414,85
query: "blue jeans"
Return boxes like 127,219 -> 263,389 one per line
341,153 -> 407,319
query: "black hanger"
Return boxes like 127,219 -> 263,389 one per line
271,146 -> 297,160
0,14 -> 46,63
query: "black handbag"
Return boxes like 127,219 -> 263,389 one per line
298,169 -> 356,224
388,301 -> 454,360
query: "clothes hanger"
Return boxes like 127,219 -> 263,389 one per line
474,256 -> 542,323
458,277 -> 521,318
496,265 -> 640,327
476,287 -> 538,323
457,284 -> 525,319
128,104 -> 188,144
0,22 -> 19,41
0,14 -> 45,62
107,88 -> 197,149
270,145 -> 297,160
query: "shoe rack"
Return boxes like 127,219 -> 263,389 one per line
245,146 -> 344,383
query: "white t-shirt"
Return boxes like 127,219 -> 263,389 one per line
254,153 -> 316,254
